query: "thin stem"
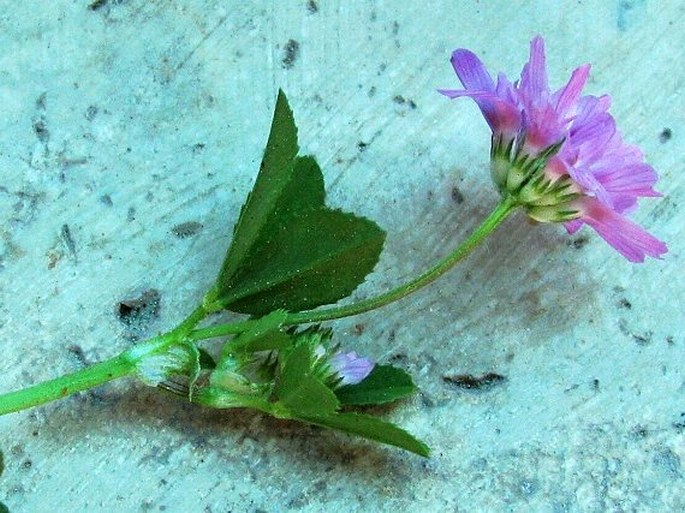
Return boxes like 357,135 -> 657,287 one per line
174,304 -> 210,336
285,196 -> 517,325
0,305 -> 211,416
188,320 -> 252,342
0,354 -> 135,416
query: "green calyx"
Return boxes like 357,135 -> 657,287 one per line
490,134 -> 582,223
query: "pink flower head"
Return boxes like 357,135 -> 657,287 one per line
439,36 -> 667,262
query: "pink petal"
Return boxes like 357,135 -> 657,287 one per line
555,64 -> 591,116
577,199 -> 667,262
520,36 -> 549,100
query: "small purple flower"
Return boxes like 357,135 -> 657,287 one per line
328,351 -> 374,386
439,36 -> 667,262
313,344 -> 374,386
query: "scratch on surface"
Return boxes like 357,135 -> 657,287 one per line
173,14 -> 229,76
60,224 -> 78,263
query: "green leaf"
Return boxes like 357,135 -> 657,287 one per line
134,341 -> 200,388
204,90 -> 385,315
215,89 -> 299,285
335,364 -> 417,405
225,206 -> 385,315
298,412 -> 430,457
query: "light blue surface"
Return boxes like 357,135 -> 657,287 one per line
1,1 -> 683,511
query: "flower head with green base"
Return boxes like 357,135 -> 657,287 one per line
439,36 -> 667,262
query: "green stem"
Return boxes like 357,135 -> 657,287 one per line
174,305 -> 210,336
188,320 -> 252,342
0,354 -> 135,416
0,305 -> 210,416
186,198 -> 516,342
286,196 -> 517,325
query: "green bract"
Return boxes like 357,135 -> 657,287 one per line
194,326 -> 428,456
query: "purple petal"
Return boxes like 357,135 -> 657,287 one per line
438,88 -> 521,136
450,48 -> 495,92
329,351 -> 374,386
593,162 -> 661,199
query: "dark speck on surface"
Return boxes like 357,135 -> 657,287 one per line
659,127 -> 672,143
632,425 -> 649,439
85,105 -> 98,121
89,0 -> 126,12
306,0 -> 318,13
451,186 -> 465,204
653,448 -> 682,478
618,298 -> 632,309
67,344 -> 88,365
61,224 -> 77,261
617,0 -> 646,31
282,39 -> 300,69
172,221 -> 203,239
632,331 -> 653,345
99,194 -> 113,207
443,372 -> 506,391
88,0 -> 108,10
393,95 -> 416,109
117,289 -> 161,339
569,235 -> 589,250
357,141 -> 368,152
32,118 -> 49,144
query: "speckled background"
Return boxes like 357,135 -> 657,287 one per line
1,1 -> 683,511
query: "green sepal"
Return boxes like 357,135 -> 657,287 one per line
219,310 -> 289,358
297,412 -> 430,457
335,364 -> 417,405
204,90 -> 385,315
134,340 -> 201,392
197,347 -> 217,370
274,339 -> 339,417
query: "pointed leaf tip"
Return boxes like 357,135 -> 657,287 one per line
207,90 -> 386,315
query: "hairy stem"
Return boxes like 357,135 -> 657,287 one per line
0,305 -> 210,416
285,196 -> 517,324
0,355 -> 135,415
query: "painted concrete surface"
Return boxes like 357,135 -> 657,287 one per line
0,1 -> 683,511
